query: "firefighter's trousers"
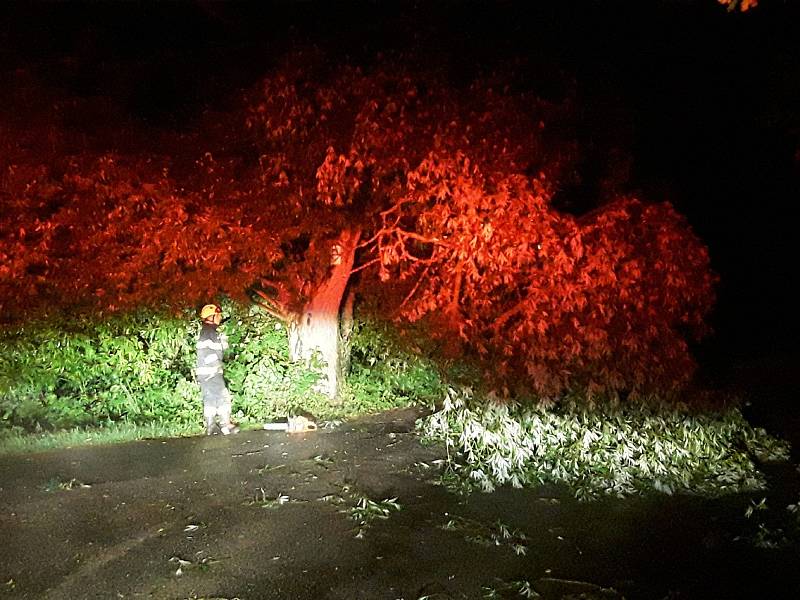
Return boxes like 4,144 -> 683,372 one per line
199,374 -> 232,433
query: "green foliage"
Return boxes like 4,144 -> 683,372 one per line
217,301 -> 327,422
342,317 -> 448,412
442,515 -> 528,555
225,308 -> 447,421
42,476 -> 90,492
0,311 -> 198,431
344,495 -> 402,539
420,386 -> 792,500
0,303 -> 445,440
0,302 -> 326,434
0,421 -> 199,455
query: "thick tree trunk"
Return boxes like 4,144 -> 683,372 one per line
287,228 -> 360,399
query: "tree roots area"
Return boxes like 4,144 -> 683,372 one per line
1,408 -> 798,600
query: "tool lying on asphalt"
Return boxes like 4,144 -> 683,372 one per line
263,415 -> 318,433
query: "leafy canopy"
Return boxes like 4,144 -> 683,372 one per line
0,52 -> 715,396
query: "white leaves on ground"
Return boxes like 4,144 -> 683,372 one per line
169,554 -> 219,576
420,386 -> 792,500
340,492 -> 402,538
42,477 -> 91,492
347,496 -> 401,524
248,487 -> 291,508
441,515 -> 529,555
482,578 -> 541,599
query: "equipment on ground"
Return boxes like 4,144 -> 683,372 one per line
263,415 -> 318,433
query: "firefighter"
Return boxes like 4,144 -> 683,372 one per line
196,304 -> 239,435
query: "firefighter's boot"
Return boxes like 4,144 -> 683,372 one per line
217,402 -> 239,435
218,405 -> 239,435
220,422 -> 240,435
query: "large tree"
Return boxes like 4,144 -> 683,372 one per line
0,53 -> 714,399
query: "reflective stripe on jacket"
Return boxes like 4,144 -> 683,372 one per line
196,324 -> 227,382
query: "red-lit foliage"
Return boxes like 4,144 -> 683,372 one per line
0,54 -> 715,397
369,157 -> 715,396
718,0 -> 758,12
0,155 -> 277,315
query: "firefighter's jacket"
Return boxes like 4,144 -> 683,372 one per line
196,323 -> 228,383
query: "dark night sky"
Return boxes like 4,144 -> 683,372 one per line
2,0 -> 799,377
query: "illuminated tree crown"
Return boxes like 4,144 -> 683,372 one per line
0,53 -> 715,397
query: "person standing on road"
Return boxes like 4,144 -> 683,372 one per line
196,304 -> 239,435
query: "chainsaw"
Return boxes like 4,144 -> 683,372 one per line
263,415 -> 318,433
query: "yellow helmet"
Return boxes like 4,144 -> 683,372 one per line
199,304 -> 222,320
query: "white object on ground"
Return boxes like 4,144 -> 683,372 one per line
263,416 -> 318,433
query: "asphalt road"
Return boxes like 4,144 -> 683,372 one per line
1,408 -> 799,600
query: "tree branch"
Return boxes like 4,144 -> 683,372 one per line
395,265 -> 431,315
253,288 -> 289,321
349,256 -> 381,275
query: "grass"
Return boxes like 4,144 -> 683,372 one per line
0,421 -> 201,456
0,390 -> 409,457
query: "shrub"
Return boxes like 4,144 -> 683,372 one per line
0,311 -> 199,430
217,302 -> 327,422
0,304 -> 442,434
342,317 -> 446,412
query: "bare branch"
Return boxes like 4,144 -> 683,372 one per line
349,256 -> 381,275
253,289 -> 289,321
491,300 -> 528,333
395,265 -> 431,315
